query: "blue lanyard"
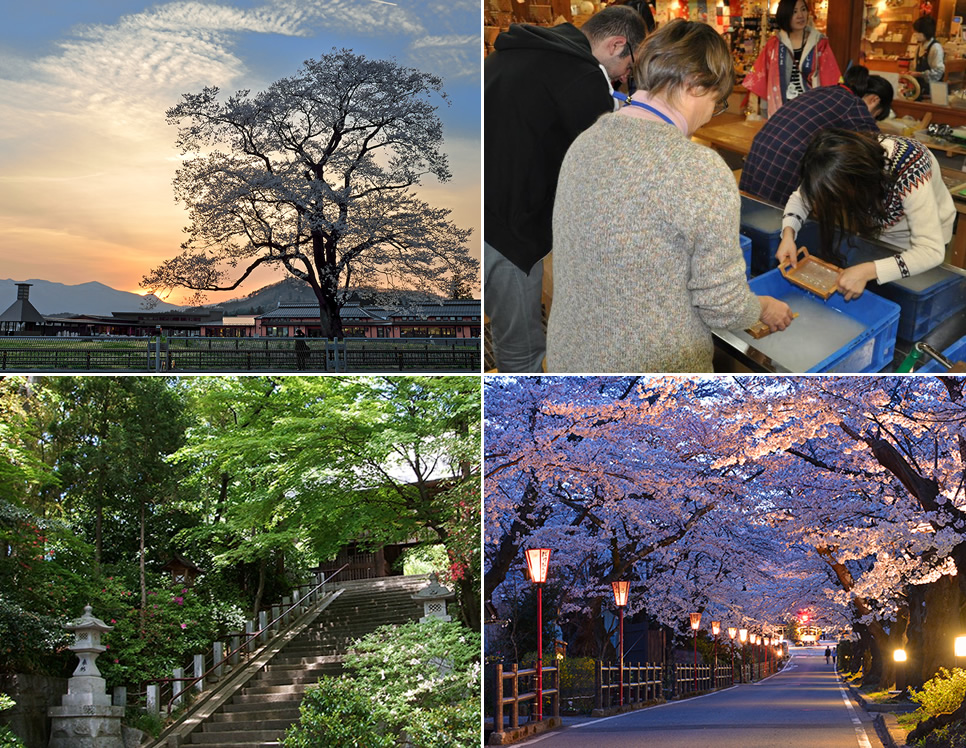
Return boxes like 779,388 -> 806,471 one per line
613,91 -> 675,126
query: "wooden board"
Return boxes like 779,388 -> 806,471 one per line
746,313 -> 800,339
780,248 -> 842,300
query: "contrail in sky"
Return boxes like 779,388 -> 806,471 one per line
368,0 -> 398,4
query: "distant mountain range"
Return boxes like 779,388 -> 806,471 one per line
0,276 -> 474,317
0,279 -> 177,316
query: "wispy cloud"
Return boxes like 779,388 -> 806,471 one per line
0,0 -> 479,303
409,34 -> 480,80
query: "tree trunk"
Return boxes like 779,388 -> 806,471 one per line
139,498 -> 147,635
483,481 -> 546,606
310,280 -> 343,338
910,575 -> 963,688
252,555 -> 267,620
457,574 -> 480,630
94,499 -> 103,573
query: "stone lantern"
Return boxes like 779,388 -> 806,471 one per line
48,605 -> 124,748
411,574 -> 455,623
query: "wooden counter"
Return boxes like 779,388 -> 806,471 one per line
692,115 -> 764,157
890,98 -> 966,127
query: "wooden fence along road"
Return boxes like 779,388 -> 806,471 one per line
0,336 -> 481,373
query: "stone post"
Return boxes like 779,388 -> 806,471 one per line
146,685 -> 160,719
193,655 -> 205,692
47,605 -> 125,748
230,635 -> 240,666
212,642 -> 224,679
258,611 -> 268,643
172,668 -> 184,708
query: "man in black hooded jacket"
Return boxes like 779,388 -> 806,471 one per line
484,6 -> 647,373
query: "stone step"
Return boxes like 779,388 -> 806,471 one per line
211,708 -> 300,723
241,682 -> 310,696
231,692 -> 303,705
190,729 -> 288,744
257,669 -> 341,685
220,697 -> 302,713
265,654 -> 343,668
168,578 -> 428,747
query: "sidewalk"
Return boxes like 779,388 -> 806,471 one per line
841,676 -> 915,748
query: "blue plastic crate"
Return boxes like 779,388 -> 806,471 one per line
746,268 -> 900,372
837,237 -> 966,342
740,234 -> 752,279
917,335 -> 966,371
739,196 -> 820,277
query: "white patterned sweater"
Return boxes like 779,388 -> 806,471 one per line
782,135 -> 954,285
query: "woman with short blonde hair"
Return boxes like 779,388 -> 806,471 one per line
546,20 -> 793,373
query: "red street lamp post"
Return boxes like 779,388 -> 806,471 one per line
739,628 -> 748,683
711,621 -> 720,688
525,548 -> 551,722
612,581 -> 630,707
728,627 -> 737,684
689,612 -> 702,694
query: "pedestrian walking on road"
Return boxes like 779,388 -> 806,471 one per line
824,646 -> 831,664
832,647 -> 837,666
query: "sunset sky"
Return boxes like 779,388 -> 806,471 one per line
0,0 -> 480,305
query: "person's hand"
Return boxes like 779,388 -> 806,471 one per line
776,230 -> 798,268
758,295 -> 794,332
837,262 -> 878,301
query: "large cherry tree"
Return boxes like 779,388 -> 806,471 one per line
143,50 -> 476,336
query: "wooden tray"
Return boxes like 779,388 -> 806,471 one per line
779,247 -> 842,300
746,313 -> 799,339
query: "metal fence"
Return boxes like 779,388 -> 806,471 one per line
0,336 -> 481,372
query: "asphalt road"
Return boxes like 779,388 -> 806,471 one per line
518,645 -> 880,748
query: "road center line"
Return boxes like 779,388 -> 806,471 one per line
838,684 -> 873,748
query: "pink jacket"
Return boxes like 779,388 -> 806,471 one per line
742,30 -> 842,116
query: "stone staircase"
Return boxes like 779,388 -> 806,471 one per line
181,575 -> 428,748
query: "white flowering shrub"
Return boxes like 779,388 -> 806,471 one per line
0,694 -> 24,748
284,618 -> 481,748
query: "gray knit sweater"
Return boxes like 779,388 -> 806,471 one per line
545,112 -> 761,372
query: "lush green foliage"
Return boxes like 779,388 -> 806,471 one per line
910,668 -> 966,717
92,575 -> 246,689
284,619 -> 480,748
0,375 -> 480,702
282,679 -> 393,748
0,694 -> 25,747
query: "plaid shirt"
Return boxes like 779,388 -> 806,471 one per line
739,84 -> 878,206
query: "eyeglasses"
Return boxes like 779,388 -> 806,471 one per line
713,97 -> 730,117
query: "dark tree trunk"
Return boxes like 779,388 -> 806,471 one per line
252,555 -> 267,620
457,574 -> 480,630
483,481 -> 546,606
139,498 -> 147,635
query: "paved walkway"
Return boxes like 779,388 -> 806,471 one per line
517,646 -> 881,748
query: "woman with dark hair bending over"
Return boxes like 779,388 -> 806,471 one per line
740,65 -> 893,206
776,129 -> 954,300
